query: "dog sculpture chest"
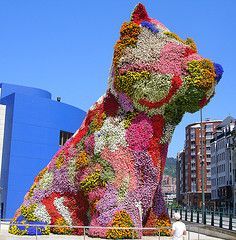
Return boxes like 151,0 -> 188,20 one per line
11,3 -> 223,238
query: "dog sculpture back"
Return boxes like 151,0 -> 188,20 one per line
10,3 -> 223,238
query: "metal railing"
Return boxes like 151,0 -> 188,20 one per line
168,207 -> 236,231
169,206 -> 236,217
0,220 -> 227,240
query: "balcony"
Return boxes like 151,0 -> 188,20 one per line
210,138 -> 215,143
206,150 -> 211,154
206,129 -> 213,134
216,132 -> 225,140
191,158 -> 195,163
226,130 -> 231,137
190,129 -> 195,134
206,135 -> 213,140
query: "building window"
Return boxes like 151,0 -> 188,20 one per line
206,140 -> 211,146
191,134 -> 195,139
59,130 -> 73,146
1,203 -> 3,219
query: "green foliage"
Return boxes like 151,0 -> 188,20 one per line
115,71 -> 151,96
164,157 -> 176,177
21,204 -> 38,221
91,154 -> 115,183
80,170 -> 105,193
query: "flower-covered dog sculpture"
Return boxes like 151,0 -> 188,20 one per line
10,3 -> 223,238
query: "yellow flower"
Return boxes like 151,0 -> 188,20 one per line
80,170 -> 105,193
9,225 -> 27,235
186,59 -> 216,90
164,31 -> 197,51
106,210 -> 138,239
76,150 -> 89,169
55,152 -> 65,169
115,71 -> 151,95
20,204 -> 38,221
51,217 -> 72,235
113,22 -> 141,67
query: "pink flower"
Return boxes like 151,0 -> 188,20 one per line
84,134 -> 95,154
101,147 -> 137,191
126,113 -> 153,151
88,187 -> 106,202
158,42 -> 186,75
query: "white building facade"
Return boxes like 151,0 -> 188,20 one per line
231,126 -> 236,214
211,116 -> 235,212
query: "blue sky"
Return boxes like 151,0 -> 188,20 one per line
0,0 -> 235,157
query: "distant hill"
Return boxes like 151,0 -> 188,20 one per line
164,157 -> 176,177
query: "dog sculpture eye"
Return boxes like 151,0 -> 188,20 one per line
141,21 -> 159,33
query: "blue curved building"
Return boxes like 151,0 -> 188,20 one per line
0,83 -> 86,218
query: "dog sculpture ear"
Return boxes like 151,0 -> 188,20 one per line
131,3 -> 150,24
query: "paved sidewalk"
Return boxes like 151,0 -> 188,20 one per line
0,223 -> 223,240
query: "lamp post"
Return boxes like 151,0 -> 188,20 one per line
200,109 -> 205,224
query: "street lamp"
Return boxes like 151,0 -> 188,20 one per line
200,109 -> 206,224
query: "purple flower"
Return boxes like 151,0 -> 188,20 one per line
141,21 -> 159,33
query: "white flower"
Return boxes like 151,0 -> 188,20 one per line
34,204 -> 51,223
118,27 -> 168,67
94,117 -> 127,153
38,171 -> 53,190
67,158 -> 77,187
54,197 -> 72,225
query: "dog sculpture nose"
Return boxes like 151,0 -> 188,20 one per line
214,63 -> 224,83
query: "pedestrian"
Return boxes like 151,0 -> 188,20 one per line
171,212 -> 186,240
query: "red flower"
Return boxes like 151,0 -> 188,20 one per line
71,126 -> 88,146
63,192 -> 89,228
184,47 -> 196,57
103,91 -> 119,117
148,139 -> 161,169
151,115 -> 164,140
42,193 -> 62,224
131,3 -> 150,24
199,97 -> 208,108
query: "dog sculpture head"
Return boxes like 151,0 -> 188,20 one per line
109,3 -> 223,125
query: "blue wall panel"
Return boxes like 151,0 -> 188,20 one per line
0,83 -> 51,99
0,94 -> 15,218
0,83 -> 86,218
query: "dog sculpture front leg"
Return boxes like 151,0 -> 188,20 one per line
143,184 -> 171,236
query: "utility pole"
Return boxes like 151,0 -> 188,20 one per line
200,109 -> 205,224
